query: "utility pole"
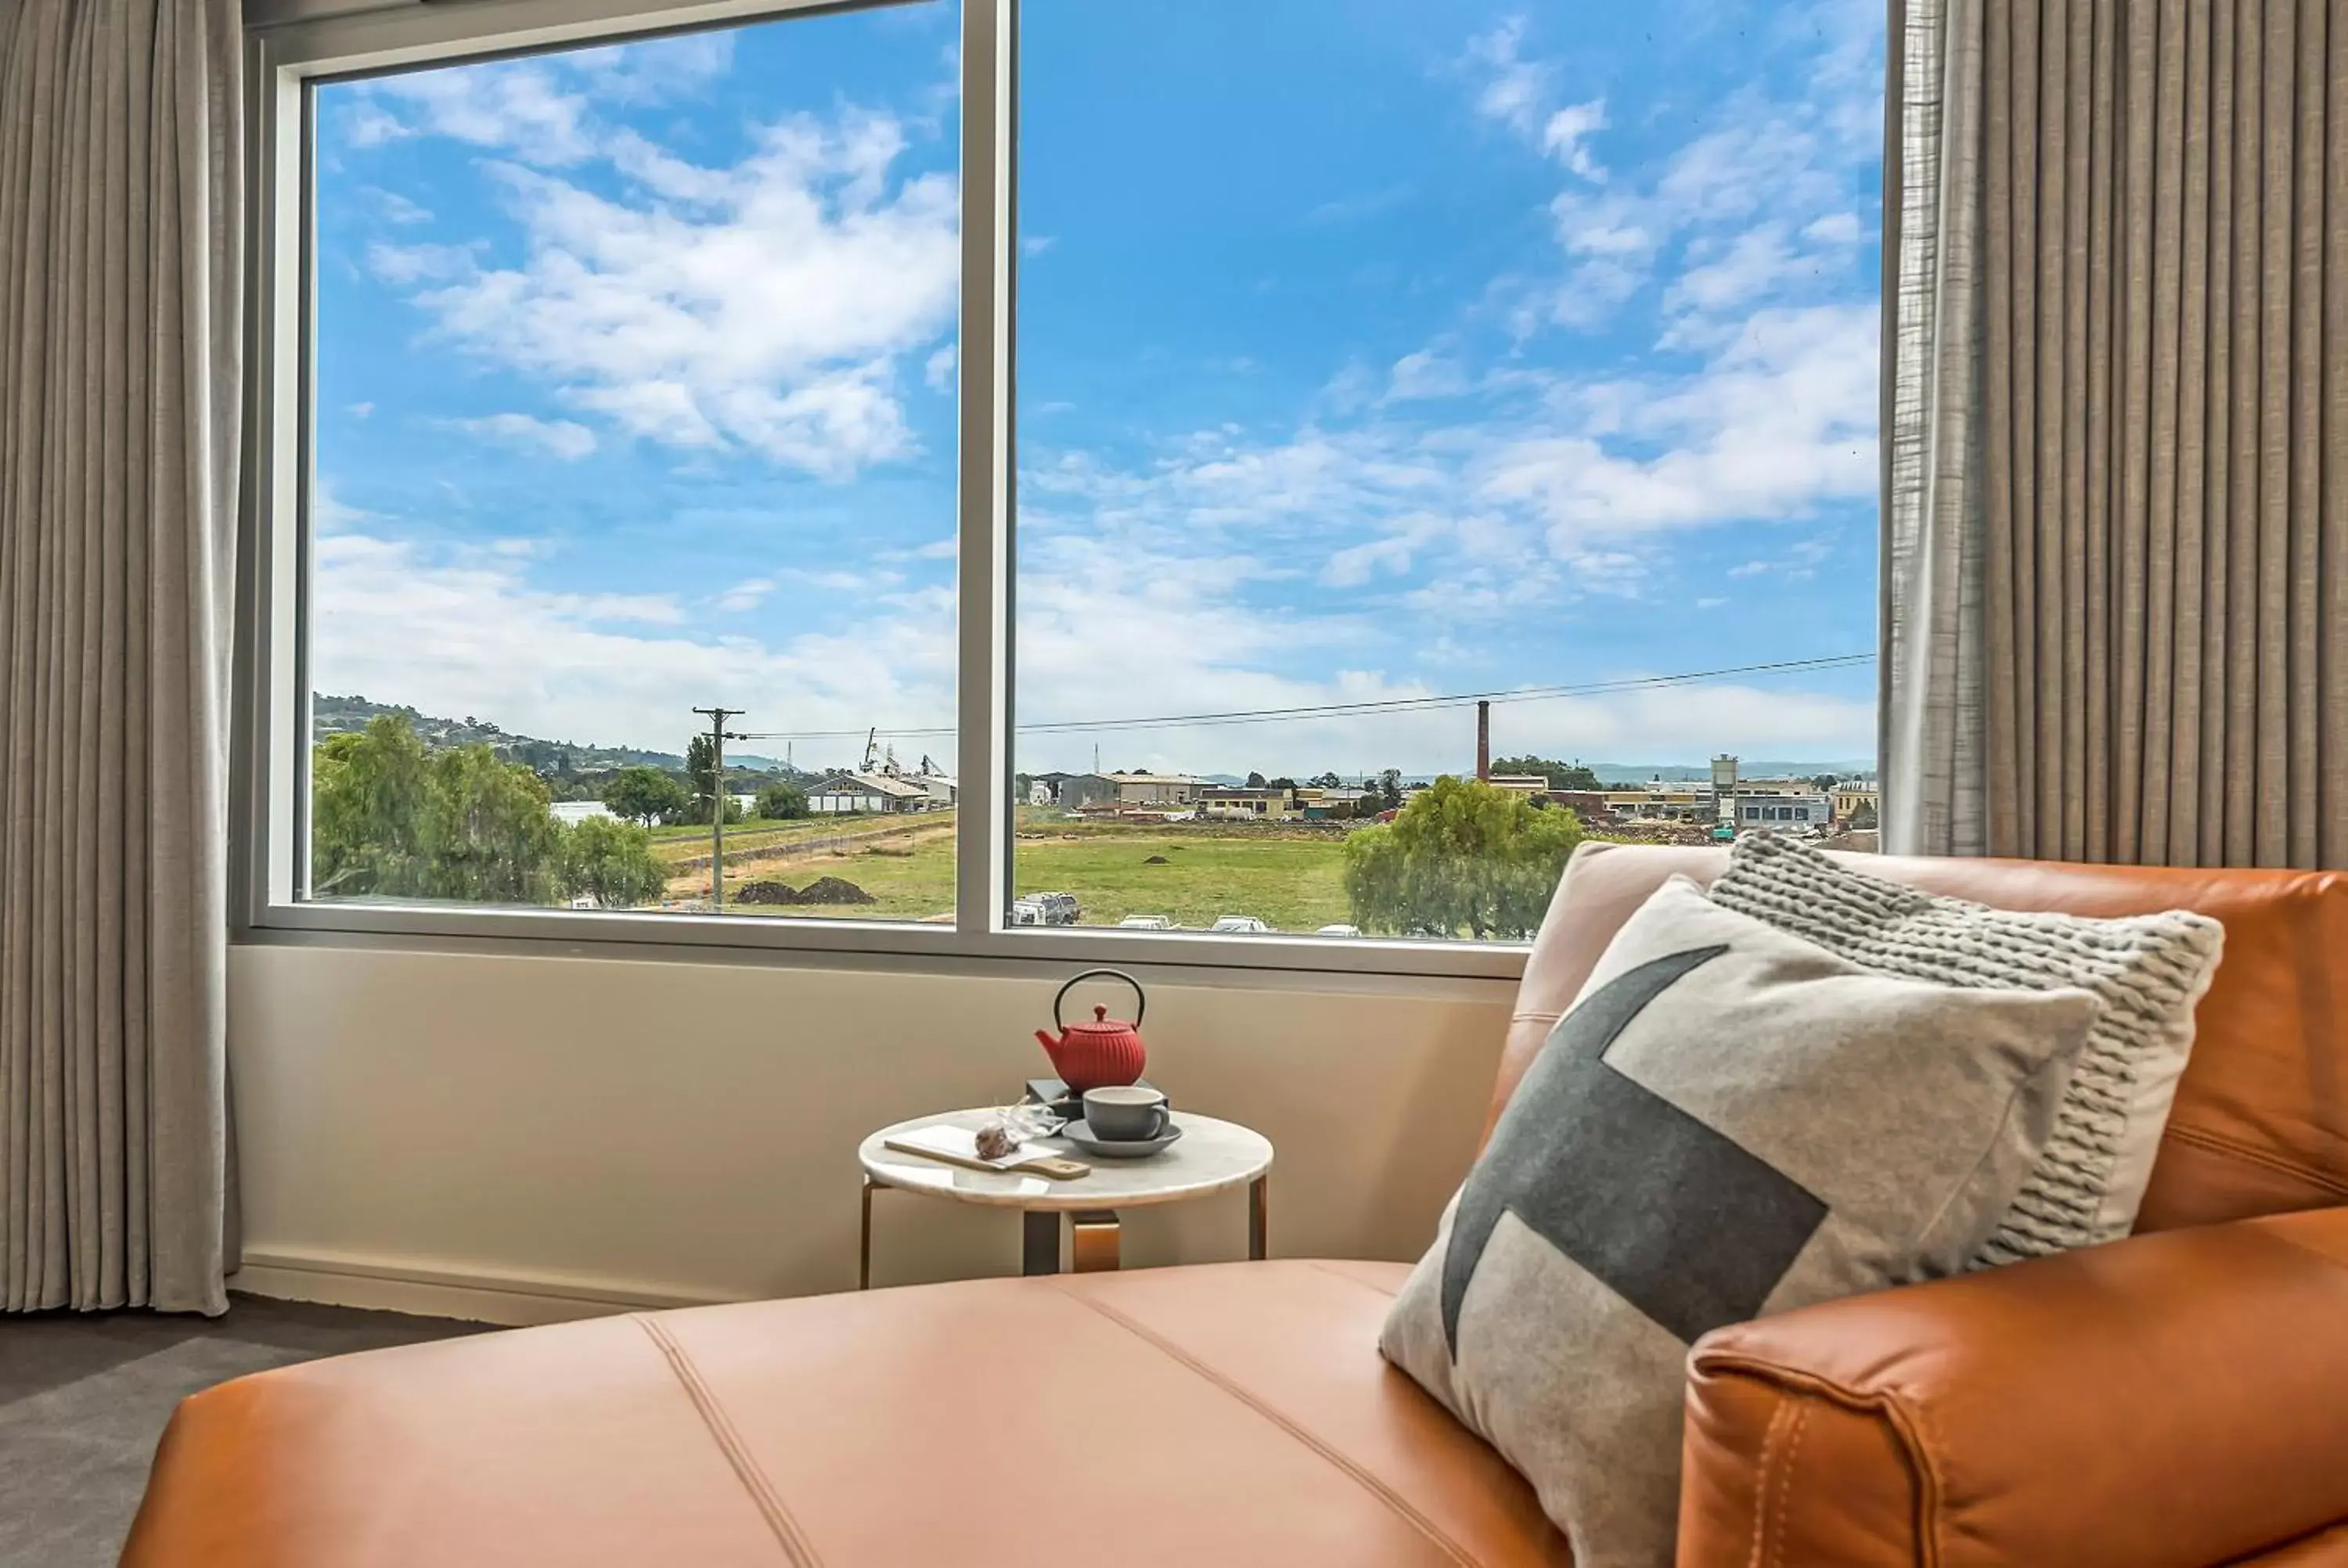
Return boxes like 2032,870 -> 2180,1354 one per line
693,707 -> 744,909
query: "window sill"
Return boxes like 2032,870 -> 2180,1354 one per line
239,900 -> 1532,991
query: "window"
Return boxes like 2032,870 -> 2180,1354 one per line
250,0 -> 1884,969
1009,0 -> 1883,938
303,3 -> 961,925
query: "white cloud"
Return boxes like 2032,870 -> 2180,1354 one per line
1482,301 -> 1878,546
455,412 -> 598,460
348,402 -> 375,419
1492,2 -> 1883,336
366,241 -> 477,285
715,577 -> 775,613
1803,210 -> 1864,245
402,110 -> 958,477
925,344 -> 958,393
1467,18 -> 1552,138
1541,99 -> 1608,182
312,531 -> 949,760
368,188 -> 434,226
1021,234 -> 1057,257
367,61 -> 599,165
1386,349 -> 1469,402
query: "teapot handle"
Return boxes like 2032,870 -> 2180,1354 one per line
1053,968 -> 1146,1030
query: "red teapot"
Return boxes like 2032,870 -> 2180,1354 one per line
1035,969 -> 1149,1093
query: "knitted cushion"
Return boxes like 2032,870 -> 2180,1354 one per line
1709,833 -> 2226,1263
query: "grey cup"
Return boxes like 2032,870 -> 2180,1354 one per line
1081,1084 -> 1172,1142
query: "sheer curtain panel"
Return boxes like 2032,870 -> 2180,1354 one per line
0,0 -> 243,1314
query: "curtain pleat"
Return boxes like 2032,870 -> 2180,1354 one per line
1887,0 -> 2347,867
0,0 -> 241,1314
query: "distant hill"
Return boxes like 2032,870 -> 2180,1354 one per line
312,696 -> 1874,790
1583,761 -> 1877,785
310,696 -> 795,775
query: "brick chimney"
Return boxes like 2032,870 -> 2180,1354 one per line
1476,699 -> 1490,781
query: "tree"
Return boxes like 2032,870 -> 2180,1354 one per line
754,781 -> 809,820
1491,754 -> 1603,792
420,744 -> 564,904
1342,776 -> 1583,940
1265,776 -> 1298,792
559,817 -> 668,909
1810,773 -> 1842,791
605,764 -> 689,827
309,714 -> 563,903
1245,771 -> 1268,788
1378,768 -> 1403,809
311,714 -> 434,896
682,733 -> 742,825
1309,771 -> 1344,789
1848,802 -> 1879,830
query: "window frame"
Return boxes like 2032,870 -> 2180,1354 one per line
235,0 -> 1532,981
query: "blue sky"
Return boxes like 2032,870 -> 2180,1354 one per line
312,0 -> 1882,778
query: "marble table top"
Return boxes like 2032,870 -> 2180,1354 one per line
859,1106 -> 1273,1211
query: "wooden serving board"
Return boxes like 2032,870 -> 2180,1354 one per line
884,1133 -> 1091,1181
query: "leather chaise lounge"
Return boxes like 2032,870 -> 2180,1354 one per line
122,845 -> 2348,1566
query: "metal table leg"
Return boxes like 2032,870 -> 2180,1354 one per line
1248,1175 -> 1270,1262
859,1175 -> 880,1289
1070,1210 -> 1121,1273
1021,1210 -> 1061,1276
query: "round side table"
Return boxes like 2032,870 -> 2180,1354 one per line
857,1108 -> 1273,1285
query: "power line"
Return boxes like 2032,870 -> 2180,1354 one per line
726,652 -> 1876,745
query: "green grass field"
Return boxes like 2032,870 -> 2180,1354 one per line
646,812 -> 946,865
666,812 -> 1356,930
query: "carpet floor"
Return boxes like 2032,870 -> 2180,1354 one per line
1,1293 -> 487,1568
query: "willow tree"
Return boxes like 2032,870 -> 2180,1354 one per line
1342,776 -> 1583,940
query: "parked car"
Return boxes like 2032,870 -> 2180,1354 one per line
1115,915 -> 1174,930
1208,915 -> 1270,934
1315,924 -> 1362,937
1007,890 -> 1080,926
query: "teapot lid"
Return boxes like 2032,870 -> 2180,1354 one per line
1065,1003 -> 1136,1035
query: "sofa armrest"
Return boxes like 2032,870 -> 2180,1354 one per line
1677,1207 -> 2348,1568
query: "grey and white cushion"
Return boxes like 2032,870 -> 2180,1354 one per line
1379,878 -> 2098,1568
1709,833 -> 2226,1264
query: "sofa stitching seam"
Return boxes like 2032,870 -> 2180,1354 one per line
1303,1259 -> 1399,1298
1743,1398 -> 1792,1568
1695,1354 -> 1944,1568
1049,1280 -> 1479,1568
2161,1122 -> 2348,1199
1770,1403 -> 1809,1568
634,1315 -> 823,1568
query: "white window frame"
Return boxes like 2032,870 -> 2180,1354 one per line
233,0 -> 1529,981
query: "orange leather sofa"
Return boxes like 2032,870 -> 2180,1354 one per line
123,846 -> 2348,1566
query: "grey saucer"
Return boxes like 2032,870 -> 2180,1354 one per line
1058,1118 -> 1186,1159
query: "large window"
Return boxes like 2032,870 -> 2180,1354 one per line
304,3 -> 961,924
1008,0 -> 1884,938
257,0 -> 1884,968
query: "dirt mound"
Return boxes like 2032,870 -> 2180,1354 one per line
735,880 -> 799,905
1143,854 -> 1169,865
796,876 -> 877,905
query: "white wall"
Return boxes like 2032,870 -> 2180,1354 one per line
227,943 -> 1514,1324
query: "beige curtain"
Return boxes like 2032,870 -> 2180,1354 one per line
0,0 -> 243,1313
1885,0 -> 2348,868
